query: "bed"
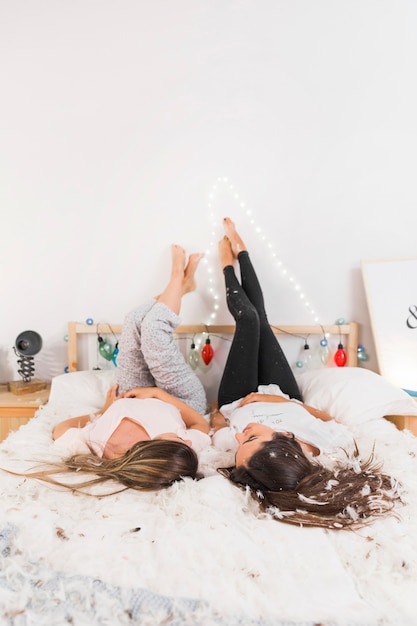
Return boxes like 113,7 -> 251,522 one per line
1,321 -> 417,625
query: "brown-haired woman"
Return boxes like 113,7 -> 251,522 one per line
211,218 -> 400,529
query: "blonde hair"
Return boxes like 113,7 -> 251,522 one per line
10,440 -> 199,495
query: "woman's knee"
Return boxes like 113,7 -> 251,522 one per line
234,303 -> 260,331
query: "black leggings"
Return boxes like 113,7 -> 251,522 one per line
217,251 -> 302,407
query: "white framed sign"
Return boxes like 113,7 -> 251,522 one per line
361,257 -> 417,395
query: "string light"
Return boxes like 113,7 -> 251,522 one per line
187,338 -> 201,370
296,339 -> 313,369
318,326 -> 331,365
201,336 -> 214,365
204,177 -> 321,325
96,323 -> 119,366
334,344 -> 347,367
334,326 -> 347,367
97,331 -> 114,362
357,344 -> 369,362
194,181 -> 365,370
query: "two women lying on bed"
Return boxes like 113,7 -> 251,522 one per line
32,219 -> 399,529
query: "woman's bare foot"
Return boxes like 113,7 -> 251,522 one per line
218,236 -> 234,269
156,246 -> 202,313
223,217 -> 247,258
182,252 -> 204,294
171,244 -> 187,277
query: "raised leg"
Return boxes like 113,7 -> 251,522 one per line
222,218 -> 302,401
141,302 -> 207,414
116,245 -> 207,414
116,299 -> 156,395
217,236 -> 260,407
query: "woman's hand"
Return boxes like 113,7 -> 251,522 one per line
210,408 -> 228,432
101,384 -> 121,413
124,387 -> 160,400
238,391 -> 334,422
238,393 -> 294,407
122,387 -> 209,434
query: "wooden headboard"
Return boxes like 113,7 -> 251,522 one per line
67,321 -> 358,372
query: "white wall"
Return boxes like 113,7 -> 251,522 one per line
1,0 -> 417,384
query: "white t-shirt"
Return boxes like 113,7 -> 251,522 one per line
212,384 -> 354,455
53,397 -> 210,456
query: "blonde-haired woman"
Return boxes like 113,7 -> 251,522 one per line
31,245 -> 211,494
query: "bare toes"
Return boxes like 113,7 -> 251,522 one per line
222,218 -> 246,256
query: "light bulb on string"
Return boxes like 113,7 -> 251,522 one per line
334,343 -> 347,367
357,344 -> 369,362
295,339 -> 313,370
188,338 -> 200,370
107,324 -> 120,366
98,334 -> 114,361
112,342 -> 119,366
318,328 -> 331,365
201,336 -> 214,366
96,323 -> 120,364
334,324 -> 347,366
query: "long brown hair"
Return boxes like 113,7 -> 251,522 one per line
8,440 -> 199,495
219,434 -> 402,529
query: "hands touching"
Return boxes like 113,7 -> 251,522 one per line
238,393 -> 294,407
101,385 -> 165,411
124,387 -> 163,400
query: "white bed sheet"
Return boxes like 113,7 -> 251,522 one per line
1,369 -> 417,625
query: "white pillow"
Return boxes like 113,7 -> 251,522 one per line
297,367 -> 417,426
49,370 -> 117,413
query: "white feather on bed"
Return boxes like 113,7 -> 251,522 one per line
1,367 -> 417,625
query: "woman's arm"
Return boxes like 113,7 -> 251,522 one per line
300,402 -> 334,422
52,384 -> 121,440
238,392 -> 334,422
124,387 -> 210,434
52,414 -> 93,440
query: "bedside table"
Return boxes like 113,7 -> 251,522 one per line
0,385 -> 51,441
385,395 -> 417,436
384,413 -> 417,436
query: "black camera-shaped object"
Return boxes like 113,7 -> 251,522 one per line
13,331 -> 42,383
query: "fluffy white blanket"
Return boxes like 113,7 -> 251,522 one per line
1,385 -> 417,625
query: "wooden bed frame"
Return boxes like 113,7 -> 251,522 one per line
67,321 -> 359,372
